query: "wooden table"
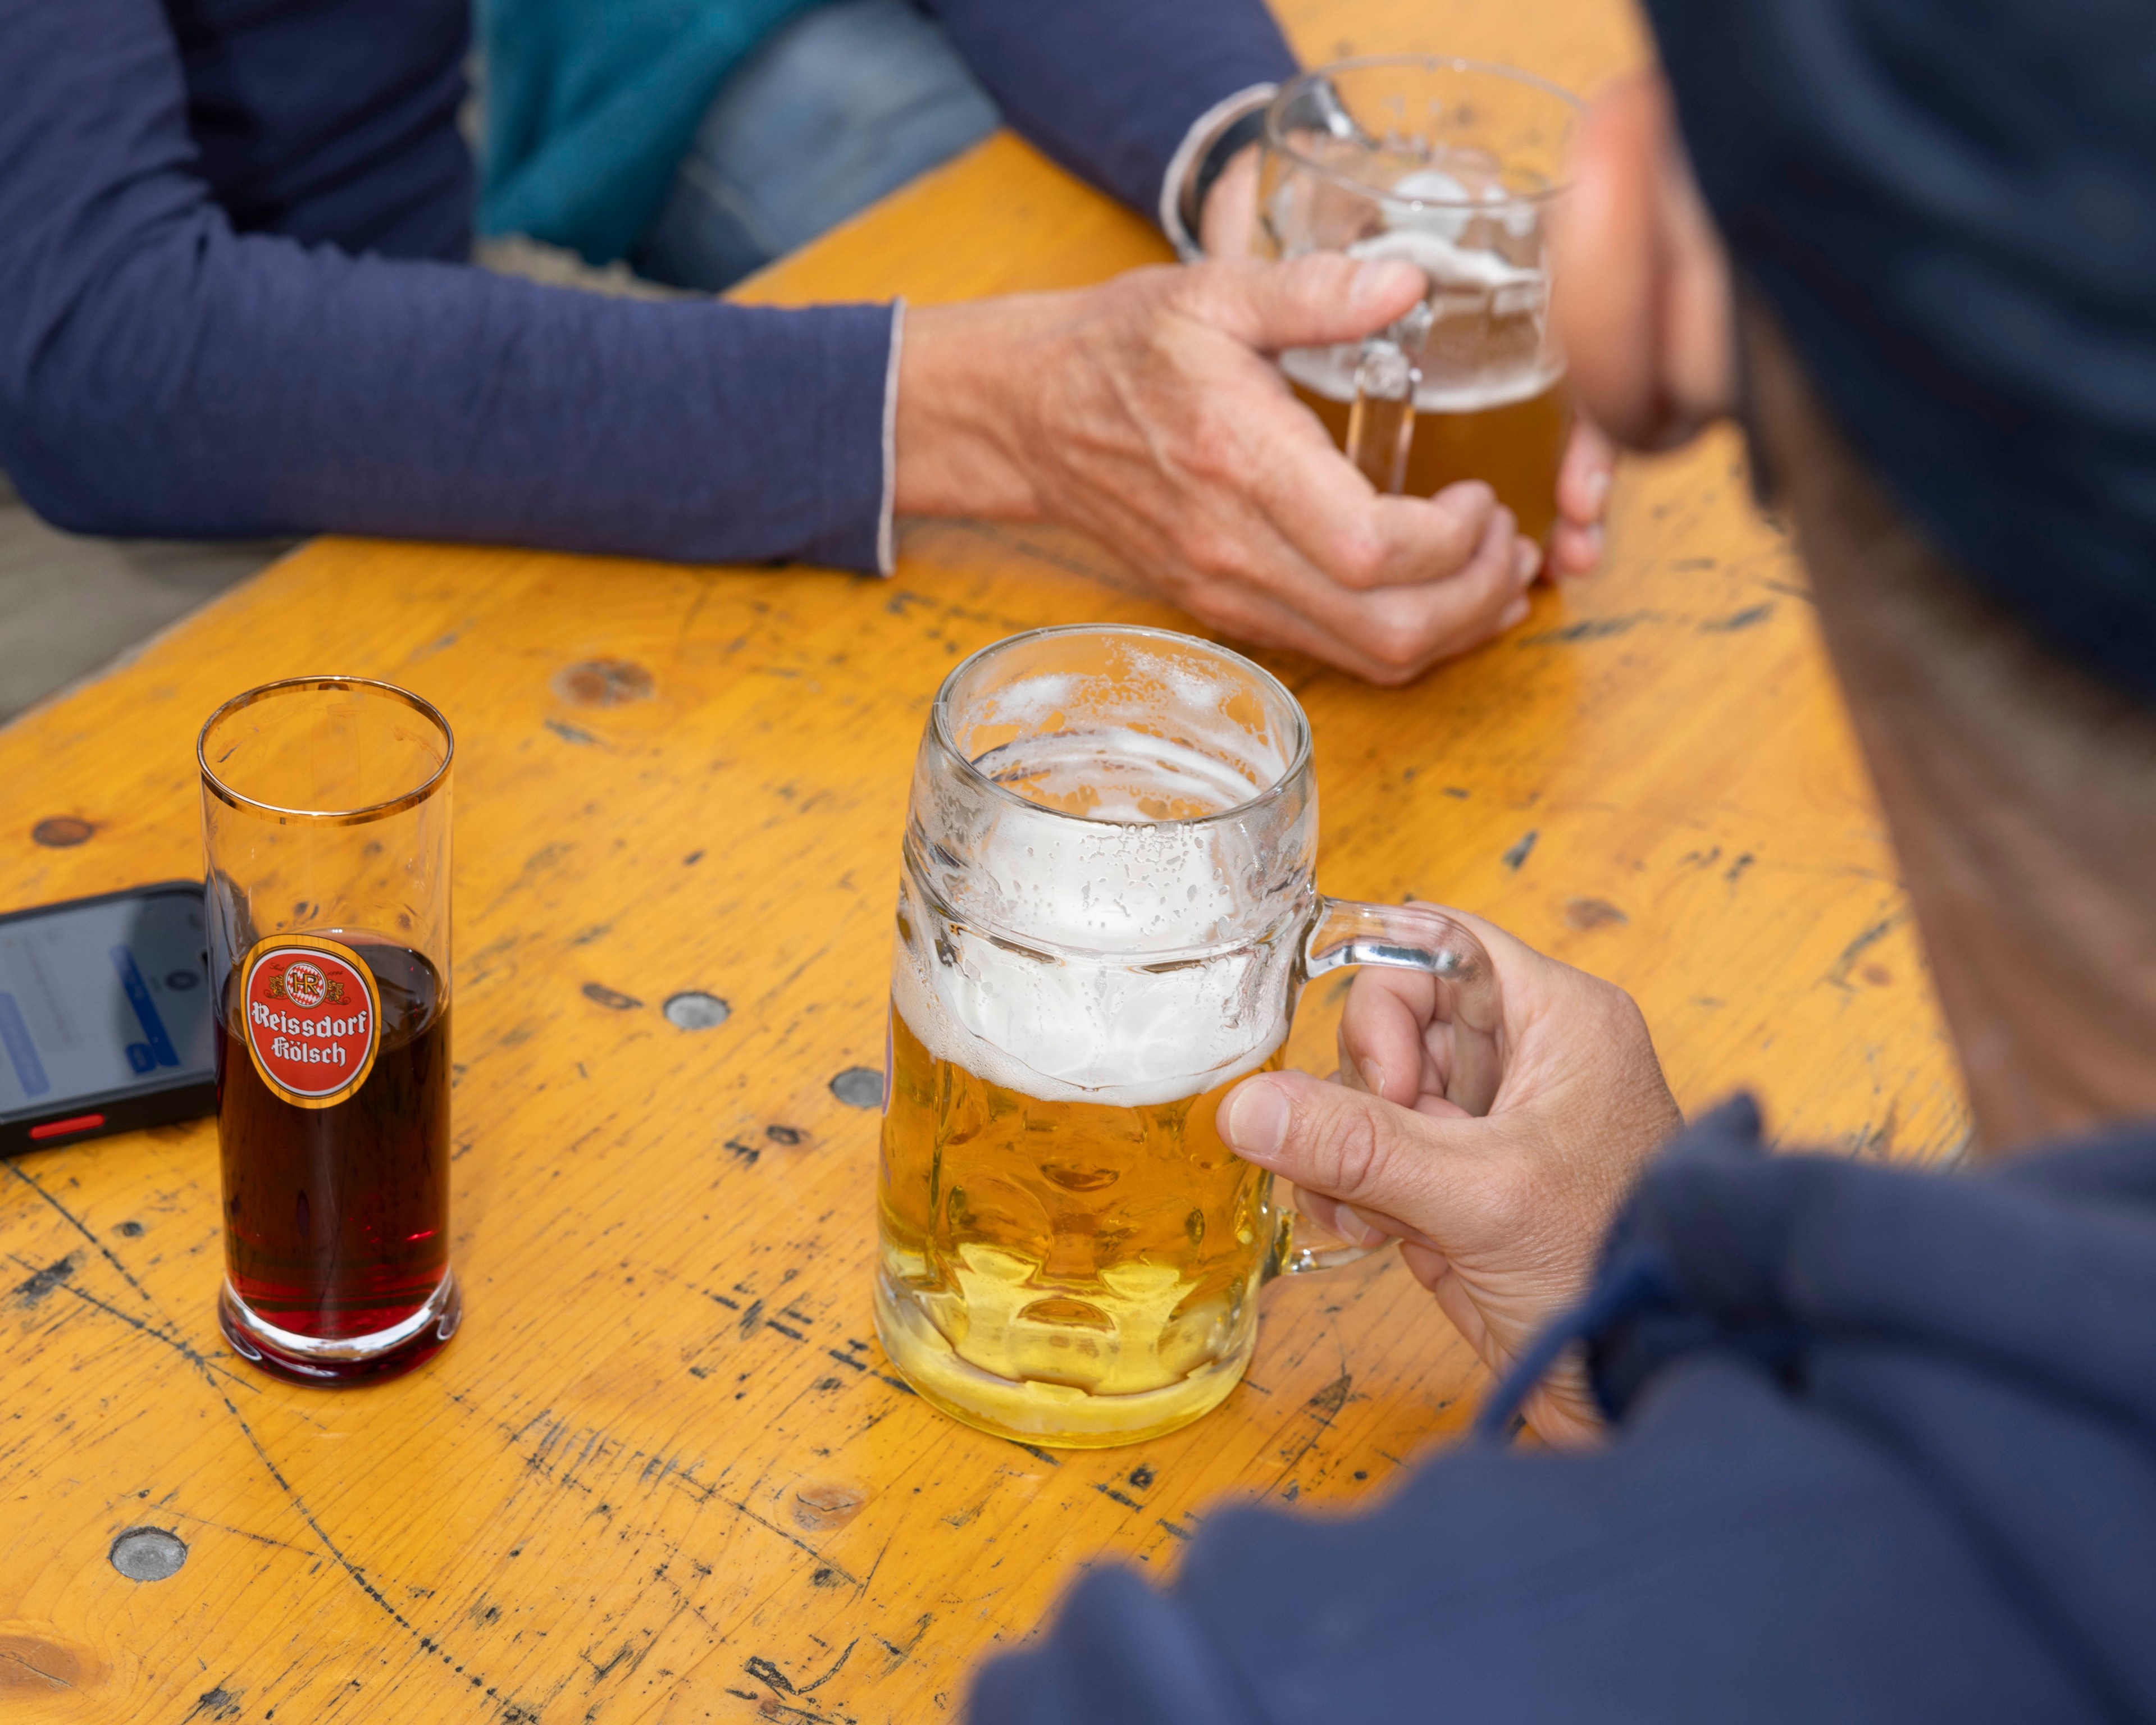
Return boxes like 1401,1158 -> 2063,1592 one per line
0,2 -> 1968,1718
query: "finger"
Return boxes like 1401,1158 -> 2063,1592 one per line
1203,496 -> 1520,673
1180,253 -> 1428,354
1154,489 -> 1528,684
1301,505 -> 1528,669
1547,518 -> 1604,579
1294,1186 -> 1389,1251
1339,901 -> 1559,1094
1337,968 -> 1439,1106
1220,1068 -> 1482,1226
1397,1239 -> 1455,1295
1557,416 -> 1616,532
1202,362 -> 1502,592
1196,144 -> 1261,259
1172,565 -> 1482,686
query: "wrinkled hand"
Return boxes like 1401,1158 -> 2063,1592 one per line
1216,909 -> 1681,1444
1200,143 -> 1616,582
896,255 -> 1540,684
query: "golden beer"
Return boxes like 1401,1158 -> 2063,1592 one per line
1257,58 -> 1583,545
1287,363 -> 1571,545
876,623 -> 1503,1446
876,1007 -> 1286,1446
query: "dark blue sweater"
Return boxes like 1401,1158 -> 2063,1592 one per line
972,1100 -> 2156,1723
0,0 -> 1295,569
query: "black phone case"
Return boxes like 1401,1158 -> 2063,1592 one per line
0,880 -> 218,1156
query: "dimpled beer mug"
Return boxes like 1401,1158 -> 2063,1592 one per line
1257,56 -> 1581,542
875,626 -> 1499,1445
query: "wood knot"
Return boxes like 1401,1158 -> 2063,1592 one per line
30,817 -> 93,847
1562,897 -> 1629,932
791,1482 -> 867,1533
0,1624 -> 99,1692
552,660 -> 654,709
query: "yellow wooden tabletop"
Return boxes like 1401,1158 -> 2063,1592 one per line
0,2 -> 1968,1719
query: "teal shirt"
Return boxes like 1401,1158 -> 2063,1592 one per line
478,0 -> 829,263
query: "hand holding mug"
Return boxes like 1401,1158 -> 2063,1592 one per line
1219,907 -> 1681,1444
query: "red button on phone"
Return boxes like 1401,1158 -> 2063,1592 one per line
29,1113 -> 106,1140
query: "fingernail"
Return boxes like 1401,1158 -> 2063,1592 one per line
1335,1204 -> 1383,1248
1350,259 -> 1424,309
1584,467 -> 1612,512
1581,522 -> 1606,566
1358,1058 -> 1387,1099
1220,1078 -> 1291,1165
1513,538 -> 1543,586
1499,595 -> 1531,629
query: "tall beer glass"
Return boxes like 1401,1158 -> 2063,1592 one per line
876,626 -> 1499,1446
1256,57 -> 1581,542
199,677 -> 458,1383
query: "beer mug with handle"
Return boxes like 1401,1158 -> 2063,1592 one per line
876,626 -> 1500,1446
1256,57 -> 1581,544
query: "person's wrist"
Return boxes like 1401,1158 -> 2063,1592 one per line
1160,85 -> 1279,260
1197,144 -> 1262,261
894,300 -> 1049,522
1184,108 -> 1269,242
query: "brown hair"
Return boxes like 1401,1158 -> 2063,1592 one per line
1739,296 -> 2156,1147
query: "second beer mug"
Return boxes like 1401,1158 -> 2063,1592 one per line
876,626 -> 1500,1446
1256,56 -> 1581,542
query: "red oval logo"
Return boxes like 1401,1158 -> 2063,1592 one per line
241,937 -> 381,1109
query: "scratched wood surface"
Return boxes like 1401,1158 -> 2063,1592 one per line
0,1 -> 1969,1720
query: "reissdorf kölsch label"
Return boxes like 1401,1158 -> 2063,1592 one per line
240,935 -> 381,1109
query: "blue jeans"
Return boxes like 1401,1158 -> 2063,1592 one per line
632,0 -> 1001,292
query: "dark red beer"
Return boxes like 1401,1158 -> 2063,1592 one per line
215,941 -> 454,1380
200,677 -> 458,1385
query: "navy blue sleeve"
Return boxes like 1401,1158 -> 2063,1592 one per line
973,1103 -> 2156,1723
920,0 -> 1300,222
968,1361 -> 2100,1725
0,0 -> 891,569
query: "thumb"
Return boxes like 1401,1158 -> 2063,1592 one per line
1187,253 -> 1429,353
1219,1067 -> 1461,1228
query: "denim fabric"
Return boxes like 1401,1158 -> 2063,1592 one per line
632,0 -> 1000,292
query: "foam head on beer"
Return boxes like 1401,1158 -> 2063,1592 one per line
896,634 -> 1309,1104
1258,67 -> 1576,534
877,628 -> 1324,1445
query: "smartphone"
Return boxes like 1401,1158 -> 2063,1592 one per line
0,882 -> 217,1154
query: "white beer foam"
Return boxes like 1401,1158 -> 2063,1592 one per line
1353,213 -> 1539,289
1282,225 -> 1560,414
895,720 -> 1297,1108
893,900 -> 1292,1109
1279,344 -> 1561,414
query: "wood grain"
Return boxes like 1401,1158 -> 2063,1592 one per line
0,2 -> 1964,1719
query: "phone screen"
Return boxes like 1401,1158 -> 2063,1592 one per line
0,886 -> 215,1120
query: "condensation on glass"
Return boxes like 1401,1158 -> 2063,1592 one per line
876,626 -> 1501,1446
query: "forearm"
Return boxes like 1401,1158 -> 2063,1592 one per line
892,297 -> 1072,523
918,0 -> 1297,220
7,230 -> 894,567
1,0 -> 895,571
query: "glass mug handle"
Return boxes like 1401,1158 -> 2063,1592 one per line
1343,298 -> 1435,495
1265,896 -> 1502,1278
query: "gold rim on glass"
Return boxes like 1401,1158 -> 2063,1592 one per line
198,676 -> 454,825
